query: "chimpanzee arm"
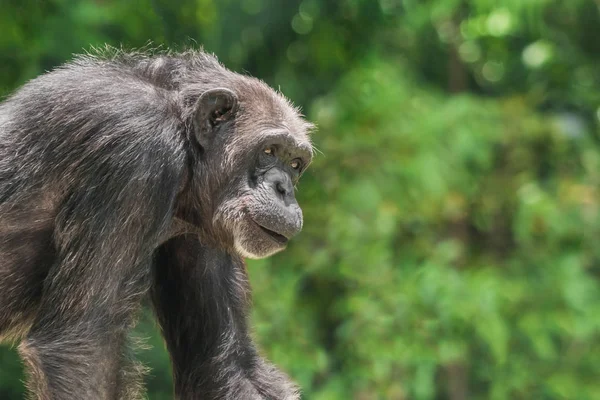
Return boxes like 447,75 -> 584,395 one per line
18,140 -> 185,399
151,235 -> 300,400
10,66 -> 188,399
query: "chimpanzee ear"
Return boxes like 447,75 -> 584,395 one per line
193,88 -> 238,147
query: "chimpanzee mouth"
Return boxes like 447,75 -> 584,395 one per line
255,224 -> 288,245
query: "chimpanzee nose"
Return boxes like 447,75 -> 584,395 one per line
259,168 -> 303,238
265,168 -> 295,204
274,176 -> 295,205
276,181 -> 292,197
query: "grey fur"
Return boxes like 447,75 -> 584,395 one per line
0,47 -> 313,399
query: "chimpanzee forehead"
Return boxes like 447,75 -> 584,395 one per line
256,128 -> 312,157
235,105 -> 312,149
247,104 -> 311,142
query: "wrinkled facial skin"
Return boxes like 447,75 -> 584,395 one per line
189,86 -> 313,259
211,131 -> 312,259
233,132 -> 312,258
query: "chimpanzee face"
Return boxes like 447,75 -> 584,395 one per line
191,83 -> 313,259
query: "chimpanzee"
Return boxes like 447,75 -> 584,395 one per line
0,48 -> 313,399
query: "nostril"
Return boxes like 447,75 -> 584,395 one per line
276,181 -> 288,196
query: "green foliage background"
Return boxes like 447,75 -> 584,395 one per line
1,0 -> 600,399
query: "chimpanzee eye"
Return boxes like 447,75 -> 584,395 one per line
290,159 -> 301,170
264,147 -> 273,155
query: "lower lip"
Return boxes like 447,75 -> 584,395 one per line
254,223 -> 288,245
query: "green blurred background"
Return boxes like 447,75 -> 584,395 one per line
2,0 -> 600,399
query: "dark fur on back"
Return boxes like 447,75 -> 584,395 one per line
0,48 -> 309,399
